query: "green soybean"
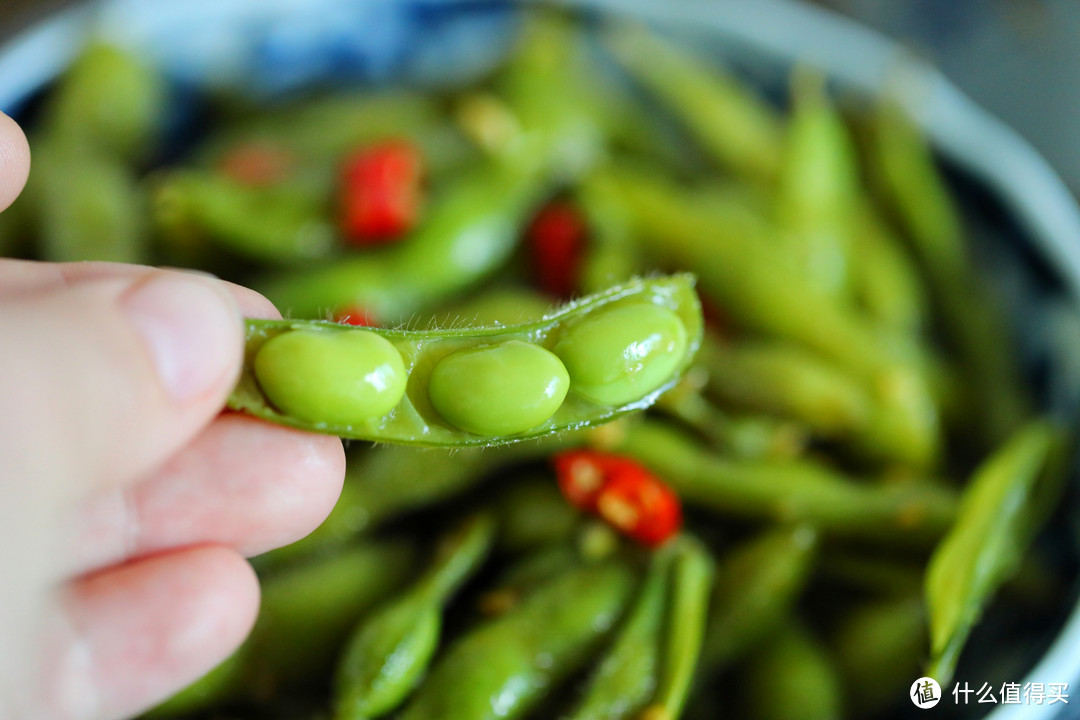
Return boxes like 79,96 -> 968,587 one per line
397,561 -> 637,720
594,165 -> 942,468
925,420 -> 1062,684
701,526 -> 819,672
699,336 -> 872,439
648,539 -> 714,720
429,341 -> 569,436
741,621 -> 845,720
774,70 -> 858,298
250,540 -> 420,688
555,303 -> 689,406
564,550 -> 673,720
151,170 -> 337,265
33,143 -> 148,263
44,42 -> 165,163
231,275 -> 703,446
254,330 -> 407,428
832,596 -> 926,716
871,100 -> 1030,444
611,422 -> 956,546
333,514 -> 496,720
605,24 -> 783,184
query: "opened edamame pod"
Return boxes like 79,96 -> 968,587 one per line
231,274 -> 703,445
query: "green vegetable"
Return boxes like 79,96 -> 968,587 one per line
255,158 -> 546,321
429,341 -> 570,435
555,303 -> 689,406
611,422 -> 955,545
334,513 -> 496,720
646,539 -> 714,720
774,71 -> 858,298
699,336 -> 871,439
255,329 -> 408,427
701,526 -> 819,671
925,420 -> 1062,684
592,165 -> 942,468
832,596 -> 926,716
564,551 -> 672,720
250,539 -> 420,687
231,275 -> 703,445
605,24 -> 783,184
849,203 -> 927,336
152,171 -> 337,264
397,561 -> 636,720
34,143 -> 148,263
872,101 -> 1030,443
43,42 -> 164,163
741,621 -> 844,720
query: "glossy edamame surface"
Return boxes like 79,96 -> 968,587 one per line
231,275 -> 703,445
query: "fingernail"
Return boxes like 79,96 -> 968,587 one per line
121,274 -> 241,403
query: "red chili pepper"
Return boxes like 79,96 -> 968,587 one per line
553,450 -> 682,547
334,305 -> 378,327
339,139 -> 423,245
527,200 -> 588,298
218,142 -> 293,187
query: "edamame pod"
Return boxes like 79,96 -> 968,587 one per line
656,378 -> 808,460
849,203 -> 927,336
152,170 -> 337,264
699,336 -> 872,439
230,275 -> 703,446
644,538 -> 714,720
574,174 -> 642,295
495,12 -> 605,178
563,549 -> 672,720
333,514 -> 496,720
397,561 -> 637,720
34,143 -> 148,263
43,42 -> 165,163
774,71 -> 858,298
208,92 -> 444,163
605,24 -> 783,184
871,100 -> 1030,443
701,526 -> 818,672
250,539 -> 420,687
832,596 -> 926,716
595,166 -> 942,468
256,157 -> 546,321
925,420 -> 1062,684
611,422 -> 955,545
741,621 -> 845,720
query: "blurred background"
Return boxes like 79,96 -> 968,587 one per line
4,0 -> 1079,199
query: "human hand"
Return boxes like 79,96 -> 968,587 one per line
0,113 -> 346,719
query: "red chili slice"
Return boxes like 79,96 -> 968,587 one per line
339,139 -> 423,245
527,200 -> 588,298
553,450 -> 682,547
334,305 -> 378,327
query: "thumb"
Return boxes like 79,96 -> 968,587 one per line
0,269 -> 244,494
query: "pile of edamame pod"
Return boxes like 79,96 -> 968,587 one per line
3,8 -> 1074,720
